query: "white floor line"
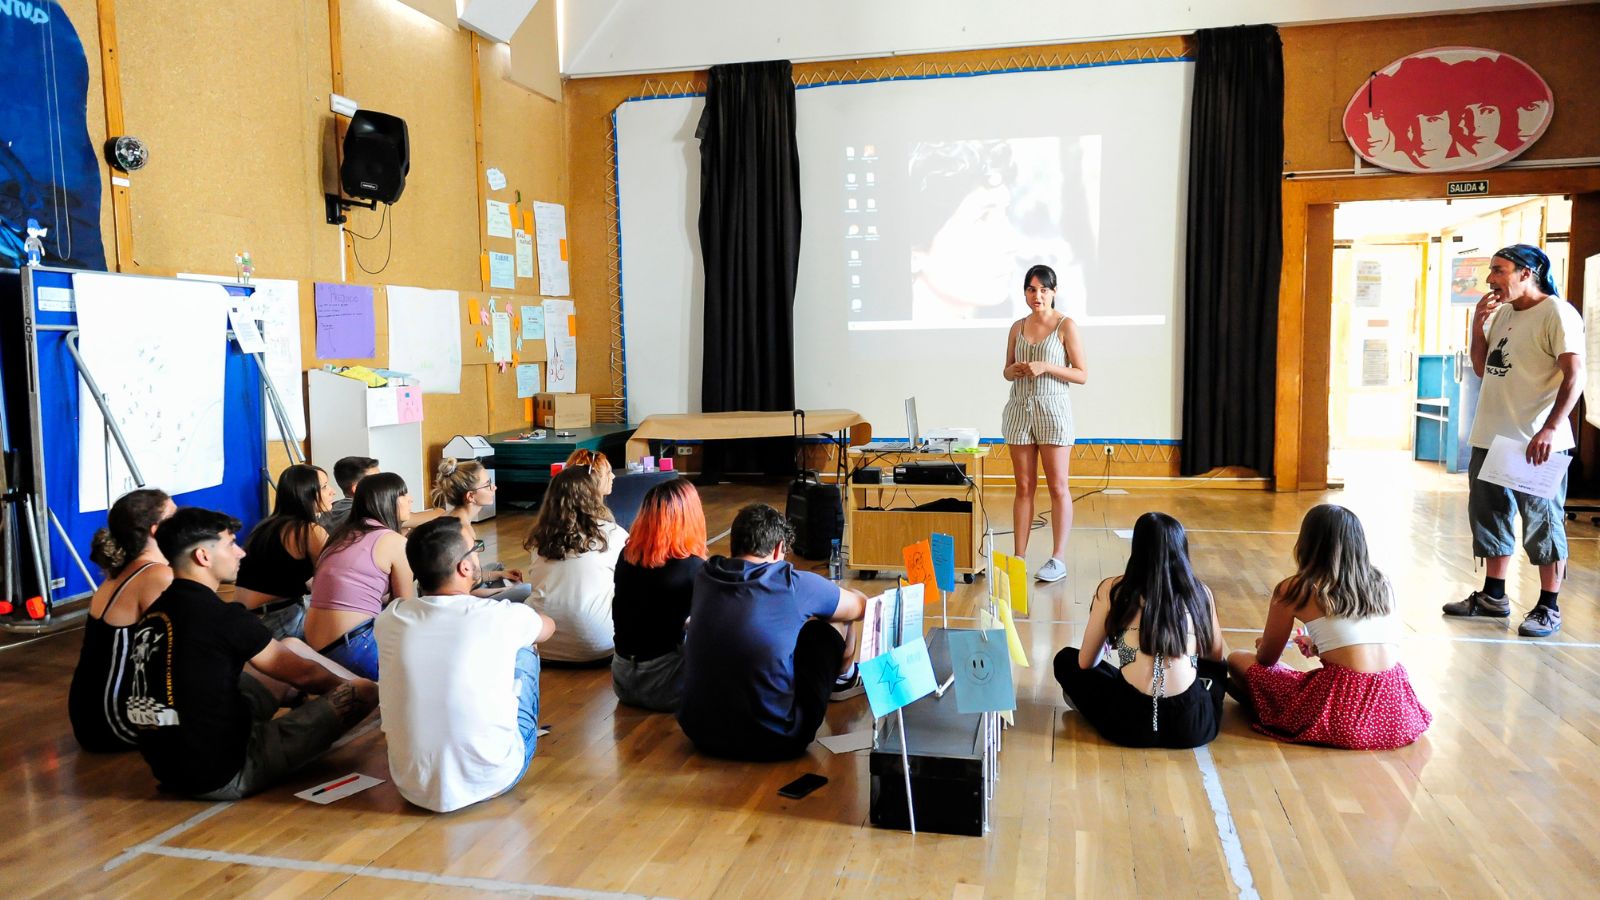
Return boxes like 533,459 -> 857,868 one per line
1192,745 -> 1259,900
709,528 -> 731,545
102,801 -> 235,871
129,844 -> 665,899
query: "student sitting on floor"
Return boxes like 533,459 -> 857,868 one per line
1053,512 -> 1228,749
523,465 -> 628,664
611,478 -> 708,712
377,516 -> 556,812
320,455 -> 378,532
677,504 -> 867,761
69,488 -> 175,752
1228,504 -> 1432,750
126,508 -> 378,800
234,464 -> 334,639
565,448 -> 615,497
431,456 -> 531,602
303,473 -> 415,680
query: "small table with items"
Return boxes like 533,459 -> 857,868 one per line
487,424 -> 637,505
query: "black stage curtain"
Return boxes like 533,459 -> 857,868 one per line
1180,25 -> 1284,477
696,59 -> 802,477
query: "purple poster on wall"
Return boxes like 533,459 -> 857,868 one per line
314,282 -> 376,359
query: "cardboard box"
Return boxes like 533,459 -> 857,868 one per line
534,393 -> 592,429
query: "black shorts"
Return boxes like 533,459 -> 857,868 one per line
690,618 -> 845,762
1054,647 -> 1225,750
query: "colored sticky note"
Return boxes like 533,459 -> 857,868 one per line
902,539 -> 936,597
479,252 -> 491,283
523,209 -> 534,231
1008,555 -> 1029,616
860,637 -> 938,719
559,237 -> 568,261
508,204 -> 521,232
567,314 -> 577,337
930,533 -> 956,594
949,629 -> 1016,715
897,583 -> 924,645
467,298 -> 481,324
994,596 -> 1029,668
313,282 -> 375,359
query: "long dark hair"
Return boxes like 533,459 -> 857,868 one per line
1277,504 -> 1392,620
245,464 -> 325,558
322,472 -> 409,559
90,488 -> 171,575
524,466 -> 613,560
1105,512 -> 1213,657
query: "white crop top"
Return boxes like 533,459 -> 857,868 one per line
1303,613 -> 1398,653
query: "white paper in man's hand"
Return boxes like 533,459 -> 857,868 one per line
1476,434 -> 1572,499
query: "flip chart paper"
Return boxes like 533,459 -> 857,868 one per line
930,532 -> 956,593
182,274 -> 305,440
387,285 -> 462,394
861,637 -> 938,719
949,629 -> 1016,714
1477,433 -> 1573,499
533,200 -> 570,296
542,298 -> 577,392
314,282 -> 375,359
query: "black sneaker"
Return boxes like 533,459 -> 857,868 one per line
830,665 -> 865,701
1442,590 -> 1510,618
1517,605 -> 1561,637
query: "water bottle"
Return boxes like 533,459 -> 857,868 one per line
828,539 -> 843,581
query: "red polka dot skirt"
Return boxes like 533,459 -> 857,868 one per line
1242,661 -> 1431,750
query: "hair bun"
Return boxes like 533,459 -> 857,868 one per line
437,457 -> 458,477
89,527 -> 127,571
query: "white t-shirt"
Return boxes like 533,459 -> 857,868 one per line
375,593 -> 543,813
1468,296 -> 1585,451
524,521 -> 628,662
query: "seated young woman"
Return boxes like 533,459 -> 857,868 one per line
565,448 -> 614,497
69,488 -> 176,751
1228,504 -> 1431,750
611,478 -> 707,711
303,472 -> 415,680
523,464 -> 628,664
430,456 -> 530,602
235,464 -> 335,639
1053,511 -> 1228,749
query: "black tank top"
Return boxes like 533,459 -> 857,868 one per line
68,563 -> 159,752
235,524 -> 316,598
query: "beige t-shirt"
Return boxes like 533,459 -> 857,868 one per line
1468,296 -> 1585,452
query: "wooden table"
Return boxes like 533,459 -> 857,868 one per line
488,424 -> 637,504
845,449 -> 988,582
625,409 -> 870,463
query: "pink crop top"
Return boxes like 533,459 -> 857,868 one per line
310,523 -> 392,617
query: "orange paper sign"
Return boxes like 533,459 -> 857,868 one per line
567,314 -> 577,337
902,539 -> 936,597
559,238 -> 569,261
523,210 -> 534,231
479,252 -> 491,283
468,298 -> 480,324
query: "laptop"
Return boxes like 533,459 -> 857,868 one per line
859,397 -> 923,452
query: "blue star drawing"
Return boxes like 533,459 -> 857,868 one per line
876,657 -> 906,695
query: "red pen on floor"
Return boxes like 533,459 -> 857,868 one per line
311,774 -> 361,797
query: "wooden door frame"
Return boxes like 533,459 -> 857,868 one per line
1275,166 -> 1600,491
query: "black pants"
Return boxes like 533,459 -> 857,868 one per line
1054,647 -> 1226,749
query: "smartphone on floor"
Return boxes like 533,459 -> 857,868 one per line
778,773 -> 828,799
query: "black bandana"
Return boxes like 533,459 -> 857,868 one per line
1493,244 -> 1559,296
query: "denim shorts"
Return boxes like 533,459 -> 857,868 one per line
258,598 -> 307,641
319,618 -> 379,681
1467,446 -> 1569,565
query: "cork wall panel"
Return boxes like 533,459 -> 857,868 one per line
424,363 -> 489,478
55,0 -> 114,269
338,0 -> 479,292
1281,6 -> 1600,172
116,0 -> 333,278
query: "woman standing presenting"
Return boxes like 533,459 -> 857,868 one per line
1002,264 -> 1087,582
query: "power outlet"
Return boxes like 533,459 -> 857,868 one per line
677,446 -> 693,456
1102,445 -> 1115,458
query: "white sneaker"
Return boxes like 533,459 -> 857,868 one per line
1034,558 -> 1067,583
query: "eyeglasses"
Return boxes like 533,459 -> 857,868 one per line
456,538 -> 486,566
469,481 -> 495,492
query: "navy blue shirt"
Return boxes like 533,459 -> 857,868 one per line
678,556 -> 840,743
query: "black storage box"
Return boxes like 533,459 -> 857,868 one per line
869,628 -> 990,836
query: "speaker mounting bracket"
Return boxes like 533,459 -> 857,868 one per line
325,193 -> 378,225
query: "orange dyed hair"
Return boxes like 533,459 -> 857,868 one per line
622,477 -> 708,568
565,448 -> 613,479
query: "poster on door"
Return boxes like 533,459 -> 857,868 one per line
1450,256 -> 1490,305
1354,260 -> 1383,307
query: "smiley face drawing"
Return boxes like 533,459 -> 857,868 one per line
966,646 -> 1000,685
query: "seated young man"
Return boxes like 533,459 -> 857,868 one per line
127,508 -> 379,800
320,455 -> 379,532
376,516 -> 557,812
677,504 -> 867,761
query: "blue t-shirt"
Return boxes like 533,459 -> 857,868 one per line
678,556 -> 840,743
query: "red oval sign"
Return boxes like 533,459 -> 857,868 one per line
1342,47 -> 1553,174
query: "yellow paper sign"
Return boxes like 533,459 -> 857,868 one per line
522,210 -> 534,231
902,539 -> 936,598
993,552 -> 1011,606
1008,555 -> 1029,616
995,595 -> 1029,668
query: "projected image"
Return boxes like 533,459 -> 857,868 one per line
844,136 -> 1099,331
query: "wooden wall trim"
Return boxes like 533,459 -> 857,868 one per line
95,0 -> 132,271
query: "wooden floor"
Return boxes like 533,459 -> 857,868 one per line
3,452 -> 1597,898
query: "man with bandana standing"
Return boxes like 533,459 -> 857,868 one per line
1444,244 -> 1585,637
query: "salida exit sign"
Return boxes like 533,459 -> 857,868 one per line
1448,180 -> 1490,196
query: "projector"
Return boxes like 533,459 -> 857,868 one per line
894,460 -> 968,485
924,427 -> 980,451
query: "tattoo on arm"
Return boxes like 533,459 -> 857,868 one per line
323,682 -> 368,727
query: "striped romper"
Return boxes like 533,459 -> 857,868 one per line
1002,322 -> 1075,447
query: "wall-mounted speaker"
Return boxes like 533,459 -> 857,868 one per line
340,110 -> 409,205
